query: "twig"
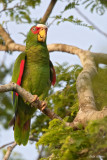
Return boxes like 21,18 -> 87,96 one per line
47,18 -> 56,28
36,145 -> 44,160
3,142 -> 17,160
0,141 -> 14,150
75,7 -> 107,38
0,4 -> 24,14
40,0 -> 57,24
0,136 -> 37,151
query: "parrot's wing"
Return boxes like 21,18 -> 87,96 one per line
49,60 -> 56,86
11,52 -> 26,105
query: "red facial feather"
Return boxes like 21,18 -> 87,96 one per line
31,26 -> 40,34
16,60 -> 25,96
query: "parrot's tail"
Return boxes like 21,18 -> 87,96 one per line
14,114 -> 30,146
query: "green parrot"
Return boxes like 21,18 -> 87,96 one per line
10,24 -> 56,146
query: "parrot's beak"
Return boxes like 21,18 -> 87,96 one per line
38,28 -> 47,42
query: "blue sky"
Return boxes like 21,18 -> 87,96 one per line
0,0 -> 107,159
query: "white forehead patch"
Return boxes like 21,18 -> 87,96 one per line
37,24 -> 48,29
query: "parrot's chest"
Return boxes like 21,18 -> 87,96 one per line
21,62 -> 50,98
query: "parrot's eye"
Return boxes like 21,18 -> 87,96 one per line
32,27 -> 36,31
31,26 -> 40,34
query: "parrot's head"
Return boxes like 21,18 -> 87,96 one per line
26,24 -> 48,48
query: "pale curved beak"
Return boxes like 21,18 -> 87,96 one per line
38,28 -> 47,42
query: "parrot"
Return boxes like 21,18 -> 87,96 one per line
10,24 -> 56,146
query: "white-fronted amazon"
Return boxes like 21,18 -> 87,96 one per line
11,24 -> 56,146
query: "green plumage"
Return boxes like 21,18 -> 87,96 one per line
12,25 -> 51,145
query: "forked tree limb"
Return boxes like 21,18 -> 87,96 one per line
3,142 -> 17,160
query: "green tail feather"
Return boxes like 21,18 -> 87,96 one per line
14,115 -> 30,146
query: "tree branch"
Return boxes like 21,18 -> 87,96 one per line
75,7 -> 107,38
1,135 -> 39,160
48,44 -> 107,126
0,82 -> 63,121
3,142 -> 17,160
0,142 -> 14,150
0,25 -> 25,51
40,0 -> 57,24
0,24 -> 107,65
48,43 -> 107,65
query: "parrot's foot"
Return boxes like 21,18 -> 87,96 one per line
31,95 -> 39,107
40,101 -> 47,111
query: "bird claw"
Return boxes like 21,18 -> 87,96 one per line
31,95 -> 39,107
40,101 -> 47,111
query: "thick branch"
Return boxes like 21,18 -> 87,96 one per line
0,82 -> 62,121
48,43 -> 107,65
40,0 -> 57,24
0,27 -> 107,65
0,25 -> 25,51
0,24 -> 14,46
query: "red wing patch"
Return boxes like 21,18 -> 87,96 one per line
51,66 -> 56,86
16,60 -> 25,96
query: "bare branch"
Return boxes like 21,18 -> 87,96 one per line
0,82 -> 62,121
0,142 -> 14,150
0,25 -> 25,51
48,43 -> 107,65
0,24 -> 107,65
3,142 -> 17,160
0,136 -> 37,151
75,7 -> 107,38
40,0 -> 57,24
0,24 -> 14,45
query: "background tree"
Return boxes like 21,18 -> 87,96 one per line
0,0 -> 107,159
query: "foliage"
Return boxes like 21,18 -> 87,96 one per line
37,116 -> 107,160
0,0 -> 107,27
0,0 -> 41,24
82,0 -> 107,15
